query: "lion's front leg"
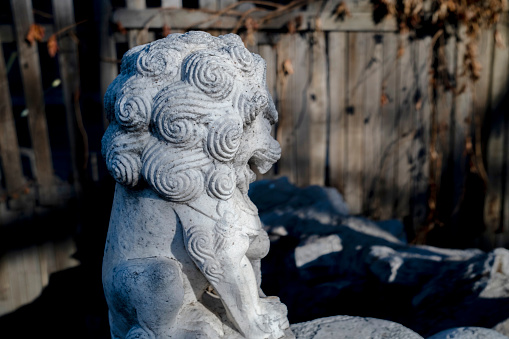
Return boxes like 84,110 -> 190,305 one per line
177,208 -> 287,339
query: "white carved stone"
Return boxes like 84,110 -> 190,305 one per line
102,31 -> 292,339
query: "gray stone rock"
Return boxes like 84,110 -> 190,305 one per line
427,327 -> 509,339
290,315 -> 423,339
251,178 -> 509,337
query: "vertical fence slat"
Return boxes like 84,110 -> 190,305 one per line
306,32 -> 328,186
451,29 -> 472,231
484,16 -> 509,247
472,30 -> 494,247
52,0 -> 81,193
11,0 -> 55,204
162,0 -> 182,6
21,246 -> 42,303
127,0 -> 147,48
395,35 -> 417,221
9,250 -> 26,307
0,40 -> 25,195
474,30 -> 494,130
98,0 -> 118,129
498,16 -> 509,247
363,33 -> 383,213
0,254 -> 13,314
219,0 -> 237,9
345,32 -> 366,214
276,34 -> 309,184
199,0 -> 218,10
413,37 -> 432,231
328,32 -> 347,194
259,43 -> 277,179
38,242 -> 57,288
376,33 -> 398,219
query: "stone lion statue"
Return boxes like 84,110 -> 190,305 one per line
102,31 -> 292,339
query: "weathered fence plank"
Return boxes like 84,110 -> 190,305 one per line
38,242 -> 57,287
0,254 -> 13,314
21,246 -> 42,304
162,0 -> 182,6
328,31 -> 347,194
127,0 -> 147,48
412,37 -> 432,231
451,29 -> 472,230
376,33 -> 399,219
199,0 -> 218,11
499,17 -> 509,249
276,34 -> 309,184
305,32 -> 328,186
363,33 -> 383,214
0,40 -> 25,195
53,0 -> 81,194
259,43 -> 277,179
484,17 -> 509,247
98,0 -> 118,129
395,35 -> 417,220
11,0 -> 55,204
345,32 -> 367,214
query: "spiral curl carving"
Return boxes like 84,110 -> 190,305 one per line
228,46 -> 254,73
142,142 -> 209,202
103,127 -> 145,188
220,33 -> 243,46
148,166 -> 203,202
116,95 -> 151,130
207,116 -> 243,162
108,152 -> 141,188
206,166 -> 236,200
183,52 -> 235,100
238,91 -> 268,125
137,48 -> 179,78
154,112 -> 204,147
186,227 -> 224,284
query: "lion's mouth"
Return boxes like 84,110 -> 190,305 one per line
249,141 -> 281,174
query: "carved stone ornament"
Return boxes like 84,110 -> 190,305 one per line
102,31 -> 292,339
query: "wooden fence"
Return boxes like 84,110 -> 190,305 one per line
0,0 -> 82,316
0,0 -> 509,315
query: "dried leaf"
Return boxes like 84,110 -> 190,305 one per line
162,24 -> 171,37
315,17 -> 323,32
495,30 -> 506,49
295,15 -> 303,28
283,59 -> 294,75
245,17 -> 257,46
397,44 -> 405,58
26,24 -> 45,45
287,20 -> 296,34
415,98 -> 422,110
116,21 -> 127,35
334,2 -> 351,19
47,34 -> 58,57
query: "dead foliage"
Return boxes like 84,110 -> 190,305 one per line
25,23 -> 45,45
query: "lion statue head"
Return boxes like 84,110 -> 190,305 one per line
102,31 -> 281,204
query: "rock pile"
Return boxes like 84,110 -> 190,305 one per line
252,178 -> 509,337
